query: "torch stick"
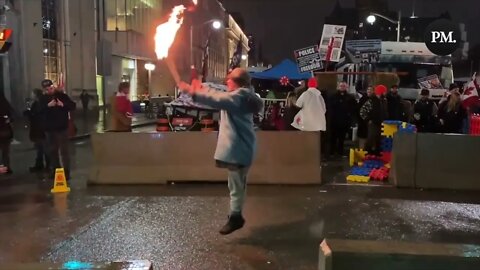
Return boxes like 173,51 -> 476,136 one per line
165,57 -> 181,85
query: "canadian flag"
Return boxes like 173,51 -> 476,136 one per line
462,73 -> 480,109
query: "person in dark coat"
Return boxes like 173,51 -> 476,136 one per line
328,82 -> 357,157
386,85 -> 406,121
40,79 -> 76,180
360,85 -> 388,155
437,91 -> 466,134
0,92 -> 13,174
357,86 -> 373,149
413,89 -> 438,133
24,89 -> 50,172
80,90 -> 92,114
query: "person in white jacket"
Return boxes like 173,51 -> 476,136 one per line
291,77 -> 327,131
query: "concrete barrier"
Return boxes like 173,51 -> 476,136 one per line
89,131 -> 322,185
0,260 -> 152,270
392,133 -> 480,190
319,239 -> 480,270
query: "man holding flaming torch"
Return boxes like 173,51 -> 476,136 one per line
178,69 -> 263,235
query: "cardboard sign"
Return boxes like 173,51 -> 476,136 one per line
294,45 -> 323,73
319,24 -> 347,62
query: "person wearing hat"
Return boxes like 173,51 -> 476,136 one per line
413,89 -> 438,133
40,79 -> 76,180
178,68 -> 263,235
291,77 -> 327,132
360,85 -> 388,155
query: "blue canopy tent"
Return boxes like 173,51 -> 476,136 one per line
250,59 -> 312,80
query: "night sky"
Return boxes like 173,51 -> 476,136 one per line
221,0 -> 480,64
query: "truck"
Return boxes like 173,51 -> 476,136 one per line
338,41 -> 454,100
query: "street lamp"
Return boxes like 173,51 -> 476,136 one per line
145,63 -> 156,95
366,11 -> 402,42
190,19 -> 223,68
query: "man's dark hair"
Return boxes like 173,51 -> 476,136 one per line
231,69 -> 251,88
392,85 -> 398,88
118,82 -> 130,91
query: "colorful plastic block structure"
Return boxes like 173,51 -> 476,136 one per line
347,121 -> 415,184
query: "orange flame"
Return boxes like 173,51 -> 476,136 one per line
154,5 -> 186,59
154,0 -> 198,59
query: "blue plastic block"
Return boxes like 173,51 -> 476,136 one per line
363,160 -> 385,169
350,166 -> 373,176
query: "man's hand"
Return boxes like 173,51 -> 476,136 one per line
0,165 -> 7,174
48,99 -> 57,107
57,99 -> 64,107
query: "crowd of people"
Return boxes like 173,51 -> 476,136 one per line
285,79 -> 473,160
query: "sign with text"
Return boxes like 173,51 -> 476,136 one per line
418,74 -> 444,90
345,39 -> 382,64
294,45 -> 322,73
319,24 -> 347,62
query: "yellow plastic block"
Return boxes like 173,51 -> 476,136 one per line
350,148 -> 368,166
382,123 -> 398,137
346,175 -> 370,183
51,168 -> 71,193
349,149 -> 355,166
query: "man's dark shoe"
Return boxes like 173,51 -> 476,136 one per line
219,215 -> 245,235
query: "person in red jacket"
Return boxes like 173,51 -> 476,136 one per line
110,82 -> 133,132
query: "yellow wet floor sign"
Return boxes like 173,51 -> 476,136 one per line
51,168 -> 70,193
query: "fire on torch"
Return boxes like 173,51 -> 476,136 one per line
154,0 -> 198,85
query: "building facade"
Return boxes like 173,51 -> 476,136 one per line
3,0 -> 247,111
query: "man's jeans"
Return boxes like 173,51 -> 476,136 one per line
46,130 -> 70,179
227,167 -> 249,215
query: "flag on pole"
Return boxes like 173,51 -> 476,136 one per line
462,73 -> 480,109
228,37 -> 243,73
201,33 -> 211,82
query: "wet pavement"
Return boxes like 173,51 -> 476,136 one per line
1,137 -> 480,269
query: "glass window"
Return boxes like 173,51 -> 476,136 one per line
105,0 -> 160,32
42,0 -> 57,40
105,0 -> 127,31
